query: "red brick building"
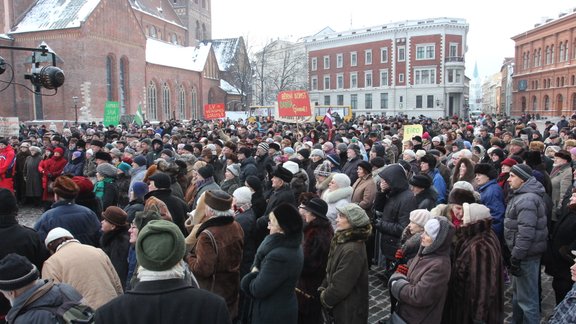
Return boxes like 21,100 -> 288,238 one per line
304,18 -> 469,118
0,0 -> 247,123
512,11 -> 576,117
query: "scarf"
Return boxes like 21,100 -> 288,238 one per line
94,177 -> 114,199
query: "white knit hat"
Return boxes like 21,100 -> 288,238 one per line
409,209 -> 433,227
331,173 -> 351,188
233,186 -> 253,205
283,161 -> 299,175
424,219 -> 440,241
462,203 -> 491,225
45,227 -> 74,247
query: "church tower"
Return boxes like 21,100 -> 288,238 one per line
171,0 -> 212,46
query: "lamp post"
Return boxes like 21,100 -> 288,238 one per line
72,96 -> 78,126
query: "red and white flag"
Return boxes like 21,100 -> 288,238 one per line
323,108 -> 333,130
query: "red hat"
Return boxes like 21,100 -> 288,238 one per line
122,157 -> 133,165
422,132 -> 431,140
501,158 -> 517,167
53,147 -> 64,155
466,125 -> 474,130
71,176 -> 94,194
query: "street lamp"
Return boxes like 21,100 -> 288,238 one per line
72,96 -> 79,126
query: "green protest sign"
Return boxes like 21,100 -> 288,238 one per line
103,101 -> 120,126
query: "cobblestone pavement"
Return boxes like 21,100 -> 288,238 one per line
18,205 -> 557,323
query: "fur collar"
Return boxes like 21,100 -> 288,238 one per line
322,186 -> 353,203
196,215 -> 235,238
332,224 -> 372,244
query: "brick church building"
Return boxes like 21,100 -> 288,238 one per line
0,0 -> 249,123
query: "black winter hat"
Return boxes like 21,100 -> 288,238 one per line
298,148 -> 310,159
90,139 -> 104,148
372,144 -> 385,157
510,164 -> 533,182
474,163 -> 498,180
524,151 -> 542,168
370,157 -> 386,169
94,151 -> 112,162
302,198 -> 328,220
272,165 -> 294,183
555,150 -> 572,163
149,172 -> 171,189
272,203 -> 303,236
448,188 -> 476,206
238,147 -> 252,157
197,164 -> 215,179
409,174 -> 432,189
0,188 -> 18,215
358,160 -> 372,174
0,253 -> 39,291
420,153 -> 437,167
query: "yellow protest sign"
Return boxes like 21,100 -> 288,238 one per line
403,124 -> 423,140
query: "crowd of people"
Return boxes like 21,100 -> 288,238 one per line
0,113 -> 575,323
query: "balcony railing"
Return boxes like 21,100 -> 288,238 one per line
445,56 -> 465,62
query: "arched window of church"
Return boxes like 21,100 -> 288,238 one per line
171,33 -> 178,45
106,55 -> 116,101
178,84 -> 186,120
532,96 -> 537,111
149,26 -> 157,38
163,82 -> 171,120
544,95 -> 550,110
147,81 -> 157,120
202,24 -> 207,40
196,21 -> 201,40
119,57 -> 129,114
191,87 -> 198,120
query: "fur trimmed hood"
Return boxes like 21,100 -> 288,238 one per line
323,186 -> 353,204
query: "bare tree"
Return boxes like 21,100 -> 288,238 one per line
224,37 -> 253,110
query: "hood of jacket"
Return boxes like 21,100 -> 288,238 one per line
323,186 -> 353,204
511,176 -> 545,197
420,217 -> 454,257
379,164 -> 409,194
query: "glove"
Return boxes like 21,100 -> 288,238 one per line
510,257 -> 523,277
395,249 -> 404,260
396,264 -> 408,276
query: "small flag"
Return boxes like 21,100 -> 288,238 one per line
323,107 -> 333,130
134,104 -> 144,126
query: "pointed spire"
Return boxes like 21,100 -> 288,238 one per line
473,61 -> 479,79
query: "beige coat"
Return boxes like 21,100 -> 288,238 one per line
351,174 -> 377,218
42,240 -> 123,309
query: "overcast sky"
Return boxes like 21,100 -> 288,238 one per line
212,0 -> 573,80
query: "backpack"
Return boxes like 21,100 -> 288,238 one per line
32,281 -> 95,324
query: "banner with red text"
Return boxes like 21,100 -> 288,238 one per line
277,90 -> 311,117
204,103 -> 225,119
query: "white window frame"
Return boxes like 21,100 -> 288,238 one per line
414,67 -> 436,85
380,47 -> 388,63
449,43 -> 458,58
416,44 -> 435,60
365,93 -> 372,109
311,57 -> 317,71
323,75 -> 330,89
337,73 -> 344,89
311,76 -> 318,90
380,69 -> 389,87
350,72 -> 358,88
365,71 -> 373,87
397,46 -> 406,62
336,53 -> 343,68
323,55 -> 330,69
351,52 -> 358,66
380,93 -> 389,109
365,49 -> 372,65
398,73 -> 405,83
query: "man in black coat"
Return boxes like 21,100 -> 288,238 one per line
0,189 -> 49,321
96,220 -> 231,324
145,172 -> 188,236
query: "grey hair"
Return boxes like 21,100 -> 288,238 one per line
205,205 -> 234,217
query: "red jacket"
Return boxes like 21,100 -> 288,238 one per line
0,145 -> 16,192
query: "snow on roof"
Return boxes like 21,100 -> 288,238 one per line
211,38 -> 239,71
220,79 -> 241,95
11,0 -> 101,34
146,38 -> 210,72
0,34 -> 13,40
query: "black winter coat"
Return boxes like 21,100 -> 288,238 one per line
95,279 -> 231,324
236,208 -> 257,279
100,228 -> 130,291
145,189 -> 188,236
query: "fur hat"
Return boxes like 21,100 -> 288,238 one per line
53,176 -> 79,199
272,165 -> 294,183
462,203 -> 491,225
302,198 -> 329,220
283,161 -> 300,175
197,164 -> 215,179
0,188 -> 18,215
501,158 -> 517,167
148,172 -> 171,189
232,186 -> 253,206
409,209 -> 433,228
420,153 -> 437,167
524,151 -> 542,168
271,203 -> 303,236
510,164 -> 533,182
90,139 -> 104,147
358,160 -> 372,174
331,173 -> 351,188
133,155 -> 147,167
474,163 -> 498,180
269,143 -> 281,151
347,144 -> 361,155
136,220 -> 186,271
409,174 -> 432,189
102,206 -> 128,227
555,150 -> 572,162
336,203 -> 370,228
0,254 -> 39,291
509,138 -> 525,147
96,163 -> 118,178
94,151 -> 112,162
71,176 -> 93,195
204,190 -> 233,211
298,148 -> 311,159
448,188 -> 476,206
